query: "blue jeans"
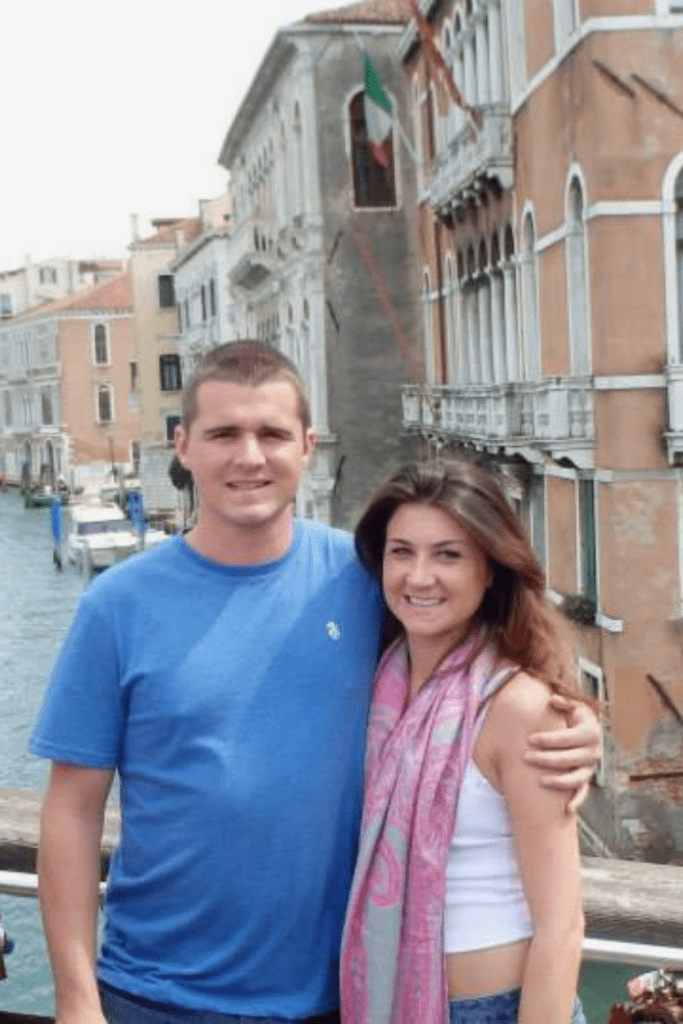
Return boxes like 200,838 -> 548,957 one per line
98,982 -> 341,1024
448,989 -> 587,1024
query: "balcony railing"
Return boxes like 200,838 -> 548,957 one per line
226,217 -> 279,292
665,362 -> 683,465
403,379 -> 595,463
429,106 -> 514,215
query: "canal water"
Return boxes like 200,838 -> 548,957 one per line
0,488 -> 652,1019
0,489 -> 83,1013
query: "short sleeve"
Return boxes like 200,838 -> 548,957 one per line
29,590 -> 124,768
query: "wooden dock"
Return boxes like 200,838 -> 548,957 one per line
0,786 -> 681,947
0,787 -> 119,876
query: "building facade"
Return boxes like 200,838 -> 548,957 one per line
0,257 -> 126,320
171,193 -> 232,367
129,216 -> 203,519
401,0 -> 683,859
195,0 -> 423,527
0,274 -> 139,489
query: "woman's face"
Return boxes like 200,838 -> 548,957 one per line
383,503 -> 492,657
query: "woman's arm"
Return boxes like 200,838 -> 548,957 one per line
488,675 -> 584,1024
525,696 -> 600,811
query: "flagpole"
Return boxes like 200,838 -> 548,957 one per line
352,31 -> 418,167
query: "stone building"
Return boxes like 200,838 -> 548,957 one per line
400,0 -> 683,859
170,194 -> 232,369
0,274 -> 139,489
129,216 -> 202,519
204,0 -> 423,527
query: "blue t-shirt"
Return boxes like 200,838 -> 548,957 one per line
30,520 -> 383,1018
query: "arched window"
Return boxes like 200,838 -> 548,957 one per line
521,212 -> 540,380
93,323 -> 109,365
97,384 -> 113,424
566,177 -> 591,375
349,91 -> 396,208
423,270 -> 435,384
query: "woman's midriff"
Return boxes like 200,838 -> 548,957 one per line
446,938 -> 530,1000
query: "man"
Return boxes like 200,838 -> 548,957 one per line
31,342 -> 599,1024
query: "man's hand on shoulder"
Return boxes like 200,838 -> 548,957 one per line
524,695 -> 600,812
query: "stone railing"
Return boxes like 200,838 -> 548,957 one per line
429,106 -> 514,213
665,362 -> 683,465
225,216 -> 279,291
402,378 -> 595,458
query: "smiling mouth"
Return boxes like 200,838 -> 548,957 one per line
227,481 -> 271,490
404,596 -> 444,607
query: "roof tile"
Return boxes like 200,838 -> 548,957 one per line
305,0 -> 407,25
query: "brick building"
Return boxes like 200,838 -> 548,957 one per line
400,0 -> 683,859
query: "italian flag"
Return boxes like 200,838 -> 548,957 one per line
364,54 -> 393,167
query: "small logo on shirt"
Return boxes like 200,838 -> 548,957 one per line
326,620 -> 341,641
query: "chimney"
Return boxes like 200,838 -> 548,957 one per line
130,214 -> 139,242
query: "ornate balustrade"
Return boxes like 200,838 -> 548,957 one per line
665,362 -> 683,465
429,106 -> 514,216
226,216 -> 279,292
402,378 -> 595,463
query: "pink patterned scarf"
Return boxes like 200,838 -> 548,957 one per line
340,635 -> 512,1024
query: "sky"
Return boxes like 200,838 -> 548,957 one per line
0,0 -> 351,271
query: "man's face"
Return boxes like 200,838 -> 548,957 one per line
175,378 -> 316,543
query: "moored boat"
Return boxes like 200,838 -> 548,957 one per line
66,502 -> 140,571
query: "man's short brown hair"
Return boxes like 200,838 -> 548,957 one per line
181,340 -> 311,431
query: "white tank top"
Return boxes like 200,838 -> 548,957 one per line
444,684 -> 533,953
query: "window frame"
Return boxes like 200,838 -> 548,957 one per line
578,657 -> 605,786
158,274 -> 175,309
92,322 -> 110,366
159,353 -> 182,393
96,383 -> 114,425
349,89 -> 397,211
165,413 -> 181,445
577,476 -> 598,606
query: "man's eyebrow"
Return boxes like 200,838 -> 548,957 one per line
203,424 -> 238,435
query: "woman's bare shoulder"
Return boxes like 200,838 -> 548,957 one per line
487,670 -> 567,738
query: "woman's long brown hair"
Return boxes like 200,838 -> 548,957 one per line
355,460 -> 590,703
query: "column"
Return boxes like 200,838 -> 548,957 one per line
502,262 -> 520,381
487,0 -> 505,103
468,285 -> 481,382
451,281 -> 463,383
478,277 -> 493,383
475,14 -> 490,107
464,32 -> 476,108
491,270 -> 506,383
454,45 -> 466,133
460,283 -> 471,383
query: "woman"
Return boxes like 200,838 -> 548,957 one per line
340,460 -> 590,1024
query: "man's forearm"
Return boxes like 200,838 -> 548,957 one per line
38,768 -> 111,1023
